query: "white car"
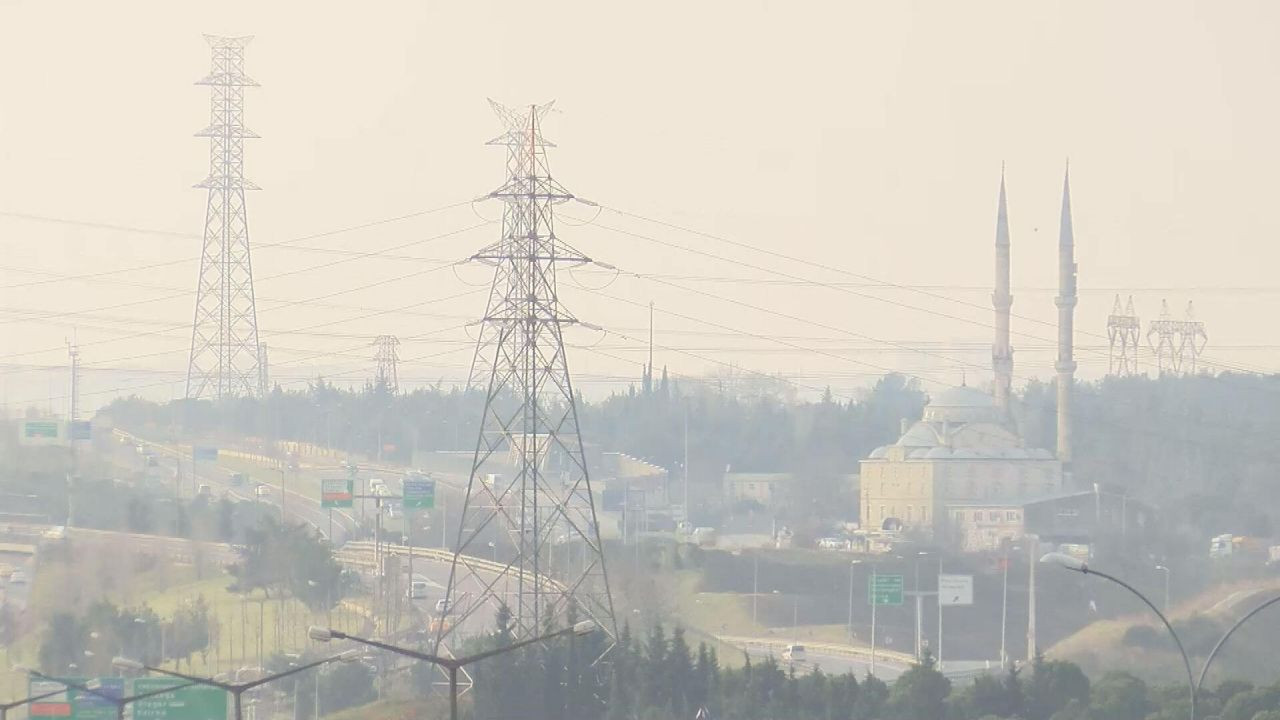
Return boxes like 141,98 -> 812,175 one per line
434,599 -> 450,615
254,484 -> 270,498
8,570 -> 28,585
42,526 -> 67,541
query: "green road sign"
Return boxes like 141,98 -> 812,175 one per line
868,574 -> 904,606
23,421 -> 60,439
29,678 -> 123,720
321,478 -> 354,508
403,476 -> 435,509
131,678 -> 227,720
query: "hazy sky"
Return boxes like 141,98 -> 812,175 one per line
3,0 -> 1279,413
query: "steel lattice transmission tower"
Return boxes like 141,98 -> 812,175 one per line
439,103 -> 618,650
1177,301 -> 1208,374
185,35 -> 265,400
372,335 -> 401,393
1106,294 -> 1141,376
465,99 -> 556,391
1147,299 -> 1182,375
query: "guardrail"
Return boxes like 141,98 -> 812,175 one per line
716,634 -> 916,667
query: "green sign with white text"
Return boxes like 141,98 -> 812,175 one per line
868,574 -> 904,606
131,678 -> 227,720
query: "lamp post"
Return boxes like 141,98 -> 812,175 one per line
1155,565 -> 1171,612
1195,593 -> 1280,695
1041,552 -> 1195,720
309,620 -> 597,720
0,688 -> 66,720
849,558 -> 860,635
275,466 -> 287,523
19,667 -> 200,720
112,650 -> 360,720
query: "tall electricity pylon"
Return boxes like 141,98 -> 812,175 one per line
372,335 -> 401,393
1106,295 -> 1141,376
186,35 -> 264,400
439,103 -> 618,650
465,100 -> 556,392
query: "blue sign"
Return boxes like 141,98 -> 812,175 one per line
192,446 -> 218,462
69,421 -> 92,441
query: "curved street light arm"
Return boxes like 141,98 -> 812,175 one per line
134,665 -> 232,692
238,654 -> 356,691
1082,567 -> 1196,720
1196,593 -> 1280,694
327,631 -> 454,668
456,625 -> 577,667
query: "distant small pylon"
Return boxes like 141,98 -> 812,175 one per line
1178,301 -> 1208,374
1147,299 -> 1180,375
1106,295 -> 1141,376
373,335 -> 400,393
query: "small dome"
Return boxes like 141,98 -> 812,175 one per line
868,446 -> 888,459
896,421 -> 940,448
923,386 -> 1001,424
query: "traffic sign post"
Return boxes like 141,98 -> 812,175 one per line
402,476 -> 435,510
866,573 -> 903,676
938,574 -> 974,606
131,678 -> 227,720
321,479 -> 354,509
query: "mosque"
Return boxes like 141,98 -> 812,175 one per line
859,169 -> 1078,552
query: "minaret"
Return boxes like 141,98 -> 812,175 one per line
992,167 -> 1014,417
1055,163 -> 1078,470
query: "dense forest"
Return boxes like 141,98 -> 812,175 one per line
95,370 -> 1280,543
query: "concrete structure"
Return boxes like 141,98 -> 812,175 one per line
860,385 -> 1062,542
859,171 -> 1068,548
724,472 -> 792,506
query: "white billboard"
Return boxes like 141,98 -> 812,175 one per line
938,573 -> 974,606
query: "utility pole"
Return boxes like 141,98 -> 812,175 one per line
186,35 -> 265,400
66,340 -> 80,423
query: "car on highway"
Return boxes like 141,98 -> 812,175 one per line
197,484 -> 212,497
434,598 -> 450,615
42,526 -> 67,541
254,484 -> 270,498
781,644 -> 806,663
8,570 -> 28,585
229,473 -> 246,487
407,580 -> 429,599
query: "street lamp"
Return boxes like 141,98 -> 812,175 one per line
1155,565 -> 1171,612
1041,553 -> 1195,720
309,620 -> 597,720
112,650 -> 360,720
18,667 -> 200,720
1196,593 -> 1280,695
846,560 -> 862,640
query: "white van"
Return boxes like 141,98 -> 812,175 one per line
407,580 -> 430,600
782,644 -> 806,663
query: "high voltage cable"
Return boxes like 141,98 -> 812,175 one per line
579,209 -> 1276,376
0,200 -> 472,291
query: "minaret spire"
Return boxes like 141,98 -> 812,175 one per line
992,165 -> 1013,417
1055,161 -> 1078,471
